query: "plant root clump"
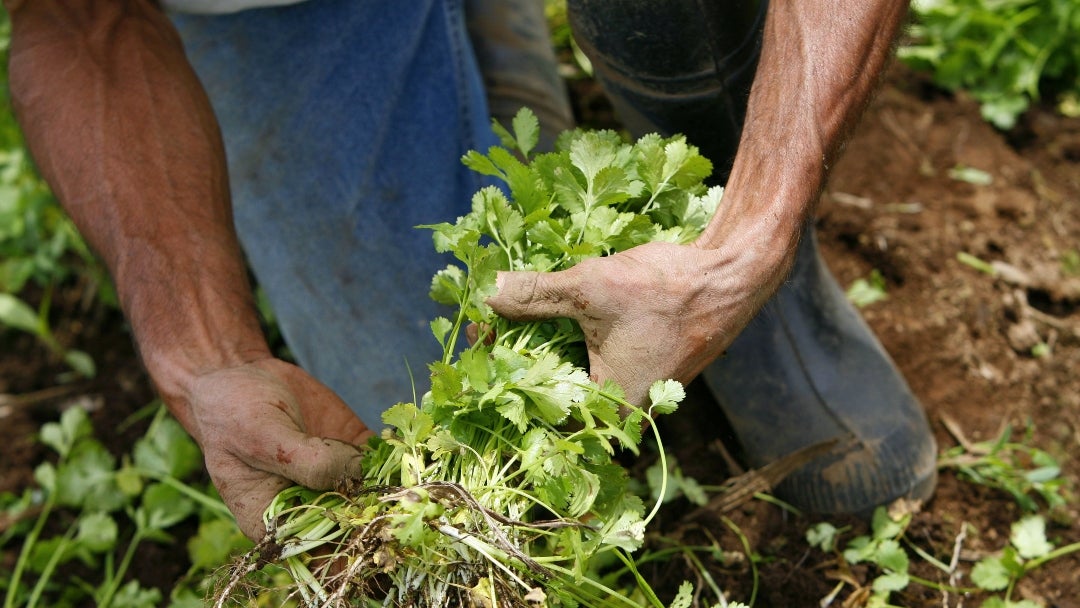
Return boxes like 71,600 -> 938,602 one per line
212,480 -> 576,608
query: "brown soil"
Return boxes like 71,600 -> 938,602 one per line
2,63 -> 1078,606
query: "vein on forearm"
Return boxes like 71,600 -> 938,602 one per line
700,0 -> 909,251
7,1 -> 269,402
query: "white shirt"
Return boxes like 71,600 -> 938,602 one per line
161,0 -> 309,14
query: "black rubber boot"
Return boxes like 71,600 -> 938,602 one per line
701,228 -> 938,515
569,0 -> 937,515
568,0 -> 766,181
464,0 -> 575,151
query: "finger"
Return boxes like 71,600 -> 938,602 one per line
224,474 -> 292,541
264,434 -> 366,490
465,322 -> 496,346
487,269 -> 586,321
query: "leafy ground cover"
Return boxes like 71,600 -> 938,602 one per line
2,14 -> 1080,608
899,0 -> 1080,129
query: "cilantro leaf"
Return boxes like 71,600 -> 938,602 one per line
1011,515 -> 1053,559
648,379 -> 685,415
971,556 -> 1011,591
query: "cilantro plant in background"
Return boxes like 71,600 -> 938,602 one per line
805,420 -> 1076,608
0,12 -> 113,377
970,515 -> 1080,608
899,0 -> 1080,129
938,423 -> 1068,513
0,405 -> 248,608
846,269 -> 889,309
213,109 -> 726,607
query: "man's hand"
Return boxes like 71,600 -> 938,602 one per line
488,237 -> 791,406
489,0 -> 912,406
183,358 -> 373,540
4,2 -> 376,540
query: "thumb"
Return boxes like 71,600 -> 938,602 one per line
487,269 -> 585,321
220,437 -> 367,542
269,435 -> 367,490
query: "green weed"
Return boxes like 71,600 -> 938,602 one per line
900,0 -> 1080,129
0,405 -> 249,608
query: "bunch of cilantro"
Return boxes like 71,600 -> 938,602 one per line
217,109 -> 723,608
899,0 -> 1080,129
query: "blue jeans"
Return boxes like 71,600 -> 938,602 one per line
172,0 -> 498,427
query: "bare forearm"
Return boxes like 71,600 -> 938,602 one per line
6,0 -> 269,434
699,0 -> 909,259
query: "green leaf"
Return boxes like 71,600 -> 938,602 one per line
461,149 -> 504,179
33,461 -> 57,494
668,581 -> 693,608
429,265 -> 466,306
871,505 -> 907,540
39,405 -> 93,458
948,165 -> 994,185
842,535 -> 875,564
187,518 -> 251,573
55,439 -> 126,511
139,482 -> 197,532
0,292 -> 42,335
648,379 -> 684,415
75,511 -> 118,553
108,580 -> 163,608
971,556 -> 1011,591
428,360 -> 464,408
599,510 -> 646,552
645,459 -> 680,504
133,415 -> 202,480
63,349 -> 96,378
527,218 -> 571,258
679,474 -> 708,507
430,316 -> 453,350
1000,545 -> 1026,576
382,402 -> 435,446
873,539 -> 910,573
495,392 -> 529,432
807,522 -> 841,552
387,489 -> 442,547
665,139 -> 712,188
28,535 -> 84,572
458,347 -> 492,393
569,131 -> 622,183
425,429 -> 466,459
847,269 -> 889,308
677,186 -> 724,234
871,571 -> 910,593
1011,515 -> 1053,559
476,185 -> 525,248
511,107 -> 540,158
588,166 -> 632,209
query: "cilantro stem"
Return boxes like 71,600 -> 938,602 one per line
905,574 -> 979,595
134,468 -> 233,521
681,545 -> 727,606
542,561 -> 655,608
97,527 -> 147,608
1024,540 -> 1080,571
25,519 -> 76,608
613,550 -> 665,608
720,515 -> 759,607
4,493 -> 55,608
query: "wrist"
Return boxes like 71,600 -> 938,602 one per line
143,340 -> 273,442
696,174 -> 818,288
123,277 -> 273,434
